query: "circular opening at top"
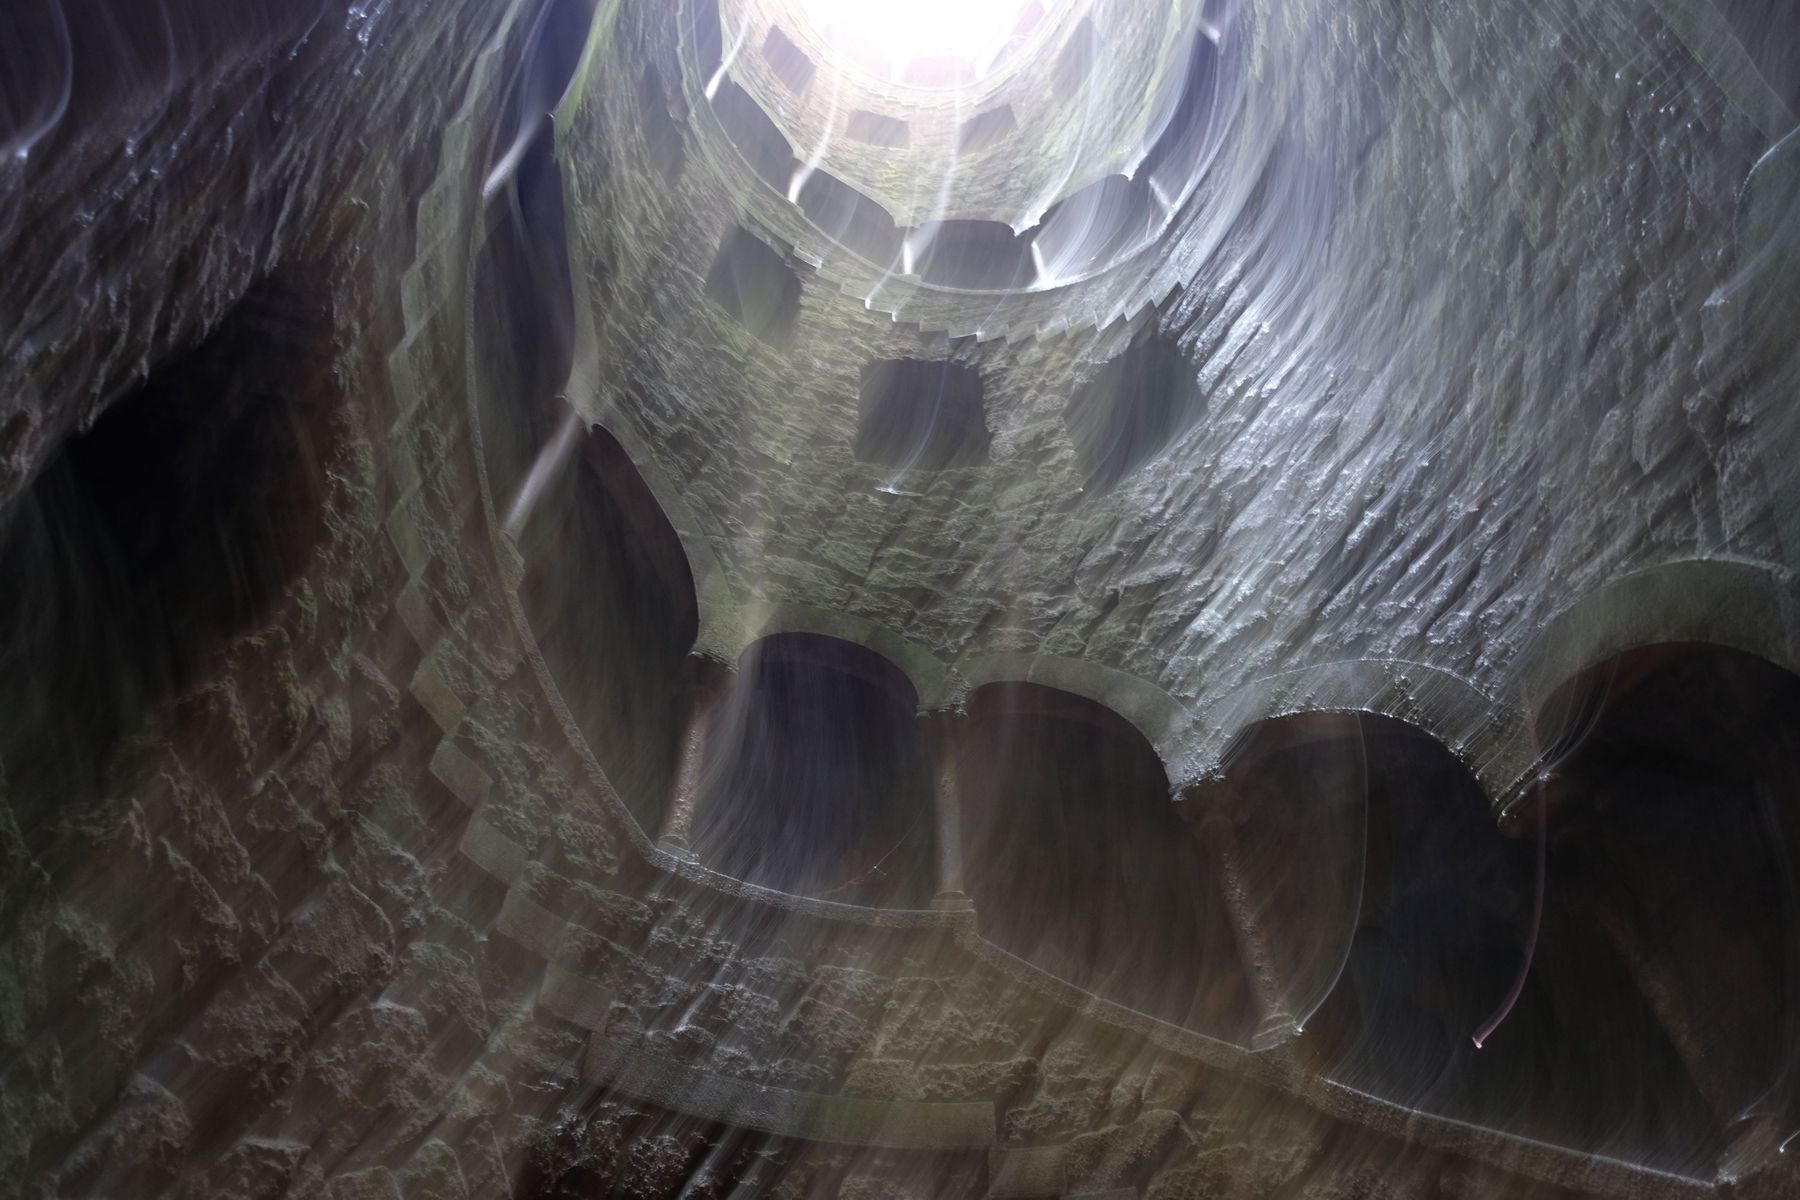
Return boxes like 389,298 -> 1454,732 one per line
795,0 -> 1059,85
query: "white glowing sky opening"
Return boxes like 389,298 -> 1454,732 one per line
797,0 -> 1039,75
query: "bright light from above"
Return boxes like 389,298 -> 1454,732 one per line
798,0 -> 1046,81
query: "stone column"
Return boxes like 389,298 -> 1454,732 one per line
1180,778 -> 1299,1049
921,711 -> 974,911
657,658 -> 731,860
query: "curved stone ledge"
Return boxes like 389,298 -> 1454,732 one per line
1306,1080 -> 1714,1200
1512,557 -> 1800,733
952,651 -> 1195,770
432,8 -> 1800,1193
1180,658 -> 1530,806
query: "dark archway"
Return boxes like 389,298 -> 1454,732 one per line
846,110 -> 908,148
1534,642 -> 1800,1170
794,170 -> 903,265
515,426 -> 699,837
705,227 -> 803,349
0,278 -> 338,853
471,20 -> 578,507
906,220 -> 1034,291
957,105 -> 1017,155
960,683 -> 1256,1038
691,634 -> 936,907
1297,711 -> 1720,1173
1141,27 -> 1225,201
471,0 -> 698,837
1206,713 -> 1375,1038
853,358 -> 990,473
711,80 -> 797,193
1031,173 -> 1158,283
760,26 -> 815,94
1065,328 -> 1205,492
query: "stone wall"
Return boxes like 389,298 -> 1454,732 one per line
1,1 -> 1797,1197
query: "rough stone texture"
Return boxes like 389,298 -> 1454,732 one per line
563,0 -> 1800,795
1,0 -> 1797,1197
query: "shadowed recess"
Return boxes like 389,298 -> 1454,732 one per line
474,11 -> 698,834
1207,713 -> 1374,1038
692,634 -> 937,906
705,227 -> 803,348
956,104 -> 1016,154
693,0 -> 723,79
960,683 -> 1258,1039
516,426 -> 699,836
761,25 -> 815,93
1140,26 -> 1225,199
794,169 -> 902,263
1537,643 -> 1800,1162
482,0 -> 596,198
907,219 -> 1034,290
845,109 -> 908,148
1299,714 -> 1722,1174
470,0 -> 588,511
472,108 -> 576,506
0,279 -> 336,847
854,358 -> 991,472
710,79 -> 797,190
1066,328 -> 1206,491
1033,173 -> 1159,281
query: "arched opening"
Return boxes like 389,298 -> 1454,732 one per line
484,0 -> 596,189
853,358 -> 990,472
515,426 -> 699,836
793,170 -> 902,265
1065,328 -> 1206,492
691,634 -> 936,906
1031,173 -> 1158,282
1297,713 -> 1719,1173
471,0 -> 601,462
1205,713 -> 1376,1038
0,279 -> 337,852
905,220 -> 1034,291
1534,642 -> 1800,1169
705,227 -> 803,349
960,684 -> 1256,1038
